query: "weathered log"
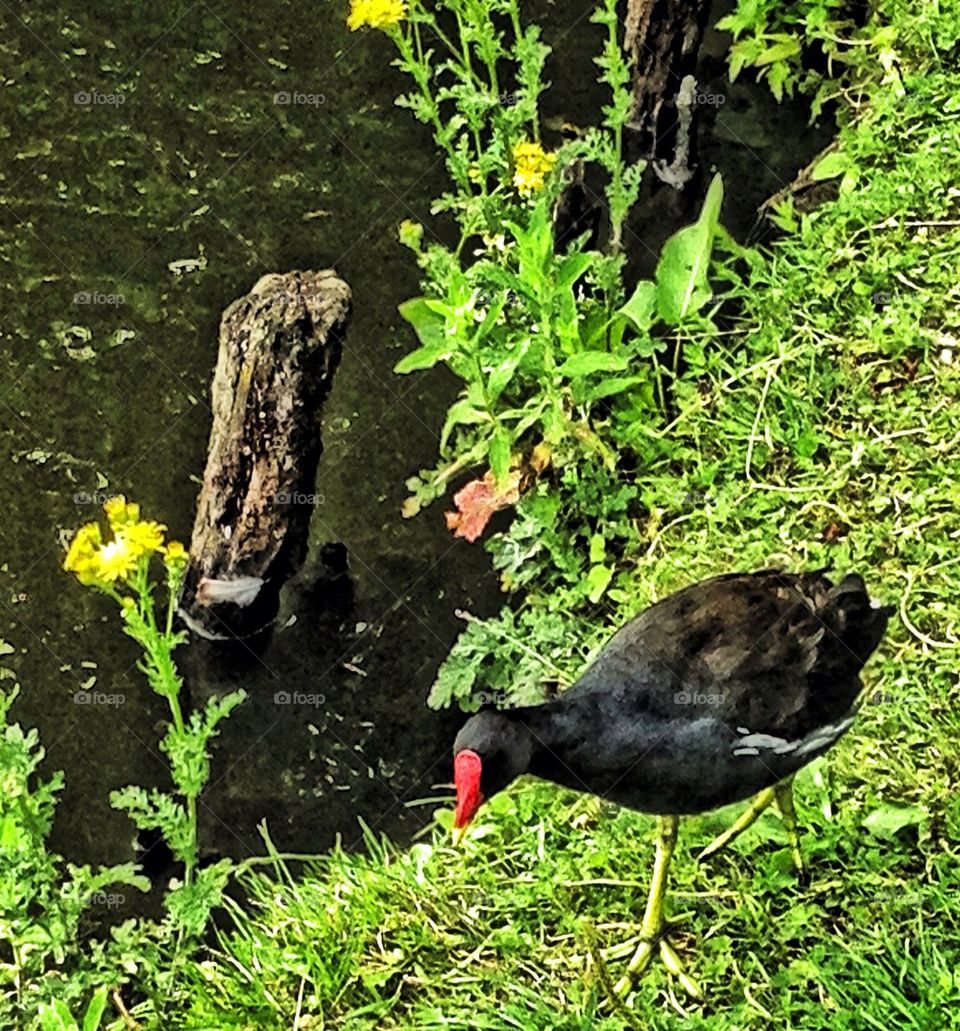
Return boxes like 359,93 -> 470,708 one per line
179,270 -> 350,640
624,0 -> 712,187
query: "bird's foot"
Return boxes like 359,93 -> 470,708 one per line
612,922 -> 702,999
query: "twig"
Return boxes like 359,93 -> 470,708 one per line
579,920 -> 645,1031
111,988 -> 140,1030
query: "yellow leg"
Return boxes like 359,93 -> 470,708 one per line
613,815 -> 701,999
697,786 -> 777,861
773,777 -> 804,876
697,776 -> 803,874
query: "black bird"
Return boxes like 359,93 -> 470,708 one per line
452,569 -> 890,996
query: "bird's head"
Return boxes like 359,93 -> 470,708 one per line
452,710 -> 533,841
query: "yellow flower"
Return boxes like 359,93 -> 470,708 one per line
104,495 -> 141,528
347,0 -> 406,31
63,522 -> 102,585
163,540 -> 189,570
119,520 -> 167,557
511,140 -> 556,195
92,536 -> 140,583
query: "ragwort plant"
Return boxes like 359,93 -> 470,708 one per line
350,0 -> 727,517
62,497 -> 246,942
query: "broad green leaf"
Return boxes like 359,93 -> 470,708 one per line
587,374 -> 649,402
589,533 -> 605,563
82,987 -> 110,1031
394,342 -> 454,375
655,173 -> 724,324
619,279 -> 657,332
556,252 -> 594,292
862,803 -> 925,841
586,564 -> 613,603
398,297 -> 445,347
754,37 -> 801,66
558,351 -> 630,378
811,150 -> 850,181
488,338 -> 531,401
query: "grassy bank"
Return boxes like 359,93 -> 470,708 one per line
178,48 -> 960,1031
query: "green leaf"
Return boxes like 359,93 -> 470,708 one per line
440,400 -> 489,452
556,252 -> 594,293
754,37 -> 801,66
558,351 -> 630,378
398,297 -> 446,347
488,427 -> 512,486
655,173 -> 724,324
862,803 -> 925,841
395,297 -> 454,373
586,564 -> 613,603
81,987 -> 110,1031
810,150 -> 850,181
488,338 -> 531,401
619,279 -> 657,332
586,375 -> 649,402
394,342 -> 454,375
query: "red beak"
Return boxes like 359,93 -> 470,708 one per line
453,750 -> 484,834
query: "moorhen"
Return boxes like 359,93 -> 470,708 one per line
451,569 -> 890,996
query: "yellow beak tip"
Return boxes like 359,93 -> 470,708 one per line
451,826 -> 467,847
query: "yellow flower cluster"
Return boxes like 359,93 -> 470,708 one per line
347,0 -> 407,31
63,495 -> 188,586
512,140 -> 556,196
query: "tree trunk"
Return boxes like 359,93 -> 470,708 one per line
178,269 -> 350,640
624,0 -> 713,188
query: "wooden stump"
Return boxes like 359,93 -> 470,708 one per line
624,0 -> 712,188
179,270 -> 351,640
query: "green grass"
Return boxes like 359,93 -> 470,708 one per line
171,44 -> 960,1031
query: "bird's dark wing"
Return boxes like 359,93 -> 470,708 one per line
569,569 -> 890,743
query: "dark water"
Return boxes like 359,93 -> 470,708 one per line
0,0 -> 831,893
